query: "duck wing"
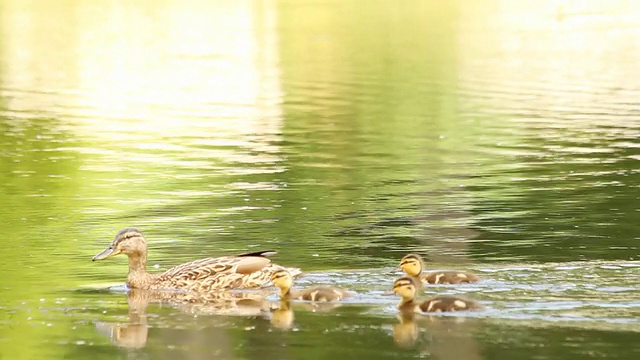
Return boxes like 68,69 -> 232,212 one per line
155,255 -> 273,291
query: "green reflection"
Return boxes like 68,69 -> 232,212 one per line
1,0 -> 639,359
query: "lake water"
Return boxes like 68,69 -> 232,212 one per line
1,0 -> 639,359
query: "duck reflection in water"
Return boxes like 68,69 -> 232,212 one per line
263,299 -> 351,332
95,288 -> 271,349
264,299 -> 295,330
393,312 -> 483,360
393,311 -> 420,349
95,289 -> 152,349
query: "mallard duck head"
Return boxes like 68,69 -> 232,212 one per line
392,276 -> 418,301
395,254 -> 424,277
270,269 -> 294,293
93,228 -> 147,261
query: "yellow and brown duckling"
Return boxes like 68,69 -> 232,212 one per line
396,254 -> 479,285
392,277 -> 482,313
92,228 -> 302,292
270,269 -> 352,302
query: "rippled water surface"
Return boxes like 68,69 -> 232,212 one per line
1,0 -> 639,359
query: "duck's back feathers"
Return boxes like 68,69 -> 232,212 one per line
421,271 -> 479,284
152,256 -> 299,292
294,286 -> 351,302
418,295 -> 482,312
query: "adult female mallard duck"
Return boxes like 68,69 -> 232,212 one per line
270,269 -> 352,302
392,277 -> 482,313
92,228 -> 301,292
395,254 -> 479,285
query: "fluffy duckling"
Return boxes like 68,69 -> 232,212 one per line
396,254 -> 479,285
92,228 -> 301,292
392,277 -> 482,313
270,269 -> 352,302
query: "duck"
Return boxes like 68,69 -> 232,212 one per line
270,269 -> 352,302
92,228 -> 302,292
395,253 -> 479,285
392,276 -> 482,313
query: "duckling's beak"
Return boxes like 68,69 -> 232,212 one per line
389,265 -> 402,274
92,246 -> 121,261
383,290 -> 396,296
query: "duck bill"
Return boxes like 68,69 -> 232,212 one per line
92,247 -> 120,261
389,265 -> 403,274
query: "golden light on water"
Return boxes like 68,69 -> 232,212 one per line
0,0 -> 283,142
1,0 -> 639,141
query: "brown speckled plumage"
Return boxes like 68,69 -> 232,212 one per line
393,277 -> 482,313
397,253 -> 479,285
92,228 -> 302,292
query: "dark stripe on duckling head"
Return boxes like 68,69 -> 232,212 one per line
393,276 -> 418,289
270,269 -> 290,280
400,253 -> 423,264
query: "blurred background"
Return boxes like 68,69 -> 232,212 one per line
0,0 -> 639,359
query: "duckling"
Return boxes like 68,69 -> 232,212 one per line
92,228 -> 301,292
392,277 -> 482,313
270,269 -> 351,302
396,254 -> 479,285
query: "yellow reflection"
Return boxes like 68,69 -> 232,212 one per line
0,0 -> 283,143
456,0 -> 640,130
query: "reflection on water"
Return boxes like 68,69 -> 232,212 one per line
95,289 -> 151,349
94,288 -> 276,349
265,300 -> 294,330
393,312 -> 483,360
1,0 -> 640,359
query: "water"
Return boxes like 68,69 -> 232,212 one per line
1,0 -> 639,359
